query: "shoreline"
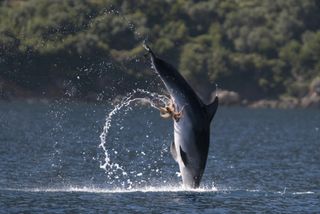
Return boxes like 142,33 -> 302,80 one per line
1,94 -> 319,110
1,77 -> 319,109
216,90 -> 320,109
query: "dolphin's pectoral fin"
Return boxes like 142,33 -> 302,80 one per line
179,146 -> 189,166
170,141 -> 178,162
206,96 -> 219,122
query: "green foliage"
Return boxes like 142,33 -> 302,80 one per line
1,0 -> 320,100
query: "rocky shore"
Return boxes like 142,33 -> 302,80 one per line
211,77 -> 320,109
215,90 -> 320,109
1,77 -> 320,109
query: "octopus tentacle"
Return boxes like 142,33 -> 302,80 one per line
159,98 -> 183,122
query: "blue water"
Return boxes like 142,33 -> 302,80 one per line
0,100 -> 319,213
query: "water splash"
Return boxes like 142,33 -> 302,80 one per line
1,185 -> 218,193
104,6 -> 146,43
99,89 -> 170,188
3,186 -> 316,195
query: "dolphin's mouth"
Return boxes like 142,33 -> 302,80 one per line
183,180 -> 200,189
181,173 -> 202,189
193,177 -> 201,188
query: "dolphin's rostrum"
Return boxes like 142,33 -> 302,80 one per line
144,44 -> 219,188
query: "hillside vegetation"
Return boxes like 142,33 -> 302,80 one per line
1,0 -> 320,103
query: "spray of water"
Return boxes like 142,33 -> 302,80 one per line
95,8 -> 193,190
104,6 -> 146,43
99,89 -> 170,189
3,186 -> 316,196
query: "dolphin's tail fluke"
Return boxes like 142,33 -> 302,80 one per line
143,42 -> 156,58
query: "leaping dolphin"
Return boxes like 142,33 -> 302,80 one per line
144,44 -> 219,188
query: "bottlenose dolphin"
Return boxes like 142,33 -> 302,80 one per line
144,44 -> 219,188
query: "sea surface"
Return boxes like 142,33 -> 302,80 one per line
0,100 -> 319,213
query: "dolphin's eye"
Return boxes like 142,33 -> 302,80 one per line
193,176 -> 199,180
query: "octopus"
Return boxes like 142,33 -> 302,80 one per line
159,98 -> 183,122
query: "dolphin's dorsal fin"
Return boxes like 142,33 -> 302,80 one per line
206,96 -> 219,122
170,141 -> 178,162
180,146 -> 189,166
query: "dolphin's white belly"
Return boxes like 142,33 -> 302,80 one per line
173,115 -> 198,161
